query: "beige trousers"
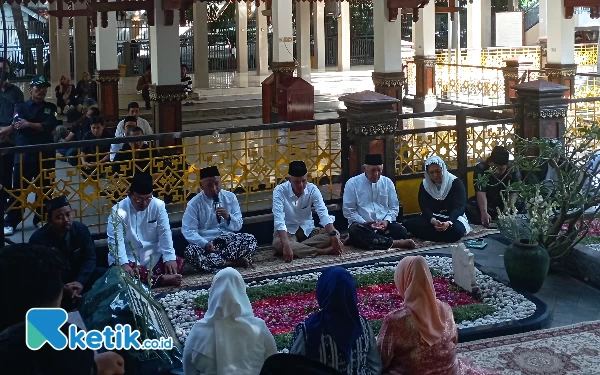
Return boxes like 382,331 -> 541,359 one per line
272,228 -> 332,258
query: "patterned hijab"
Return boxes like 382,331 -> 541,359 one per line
305,266 -> 363,360
423,156 -> 457,200
395,256 -> 448,346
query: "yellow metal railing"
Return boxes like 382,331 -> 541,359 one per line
435,47 -> 543,69
1,120 -> 344,241
435,44 -> 598,70
574,44 -> 599,67
395,118 -> 516,177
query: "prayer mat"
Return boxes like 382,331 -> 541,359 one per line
154,224 -> 498,293
457,320 -> 600,374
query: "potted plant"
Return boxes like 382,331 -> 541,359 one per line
496,185 -> 555,293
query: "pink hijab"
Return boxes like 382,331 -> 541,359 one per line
394,256 -> 449,346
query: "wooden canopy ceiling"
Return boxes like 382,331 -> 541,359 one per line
2,0 -> 595,29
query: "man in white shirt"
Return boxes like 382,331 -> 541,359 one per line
107,173 -> 184,287
182,166 -> 257,272
110,102 -> 153,161
272,161 -> 343,263
343,154 -> 416,250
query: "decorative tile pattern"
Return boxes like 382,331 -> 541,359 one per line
458,321 -> 600,375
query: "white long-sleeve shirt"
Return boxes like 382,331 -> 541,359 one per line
109,117 -> 153,161
343,173 -> 400,226
272,181 -> 332,235
182,190 -> 244,249
107,197 -> 176,268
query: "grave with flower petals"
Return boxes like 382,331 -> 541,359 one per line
157,255 -> 547,351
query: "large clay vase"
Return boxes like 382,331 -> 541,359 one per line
504,240 -> 550,293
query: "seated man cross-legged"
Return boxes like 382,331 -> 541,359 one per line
29,195 -> 107,311
343,153 -> 415,250
272,161 -> 343,263
182,166 -> 258,272
107,173 -> 185,287
466,146 -> 521,227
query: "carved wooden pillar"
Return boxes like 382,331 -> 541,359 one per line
511,80 -> 569,141
95,70 -> 120,128
372,72 -> 404,112
149,84 -> 185,146
338,90 -> 400,180
413,55 -> 436,112
544,64 -> 577,98
502,57 -> 533,104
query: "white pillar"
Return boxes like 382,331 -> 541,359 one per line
413,2 -> 436,56
538,0 -> 547,39
235,2 -> 248,73
447,14 -> 454,51
193,2 -> 209,87
413,1 -> 437,112
95,12 -> 118,72
150,5 -> 180,85
374,0 -> 403,73
337,1 -> 350,71
467,0 -> 482,49
256,1 -> 269,75
48,4 -> 59,82
296,1 -> 311,81
451,2 -> 460,57
272,0 -> 294,63
73,6 -> 89,80
546,2 -> 575,65
313,1 -> 326,72
50,16 -> 70,82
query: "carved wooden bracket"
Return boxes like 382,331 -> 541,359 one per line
564,0 -> 600,19
48,1 -> 97,29
435,6 -> 462,21
387,0 -> 431,23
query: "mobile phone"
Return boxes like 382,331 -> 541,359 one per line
465,239 -> 488,249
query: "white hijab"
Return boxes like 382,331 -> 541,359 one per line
186,268 -> 265,375
423,156 -> 456,200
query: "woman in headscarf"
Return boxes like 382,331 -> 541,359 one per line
183,267 -> 277,375
289,266 -> 382,375
377,256 -> 495,375
403,156 -> 471,242
55,75 -> 76,114
75,71 -> 97,107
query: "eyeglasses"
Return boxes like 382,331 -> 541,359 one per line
133,196 -> 153,204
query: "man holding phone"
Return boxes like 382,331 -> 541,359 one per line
3,76 -> 57,237
0,58 -> 24,216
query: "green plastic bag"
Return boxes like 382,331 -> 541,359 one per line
79,267 -> 183,374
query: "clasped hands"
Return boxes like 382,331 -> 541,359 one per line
121,260 -> 179,277
365,220 -> 389,231
430,218 -> 452,232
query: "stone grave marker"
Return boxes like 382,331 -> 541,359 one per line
451,243 -> 477,292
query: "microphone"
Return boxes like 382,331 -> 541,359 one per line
213,196 -> 221,224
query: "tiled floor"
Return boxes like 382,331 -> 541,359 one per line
426,234 -> 600,329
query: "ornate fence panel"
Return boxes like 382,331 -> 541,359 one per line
0,119 -> 344,243
394,106 -> 519,214
434,63 -> 504,106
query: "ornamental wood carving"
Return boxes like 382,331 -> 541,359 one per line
387,0 -> 430,22
564,0 -> 600,19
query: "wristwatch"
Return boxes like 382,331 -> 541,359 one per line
329,230 -> 339,237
